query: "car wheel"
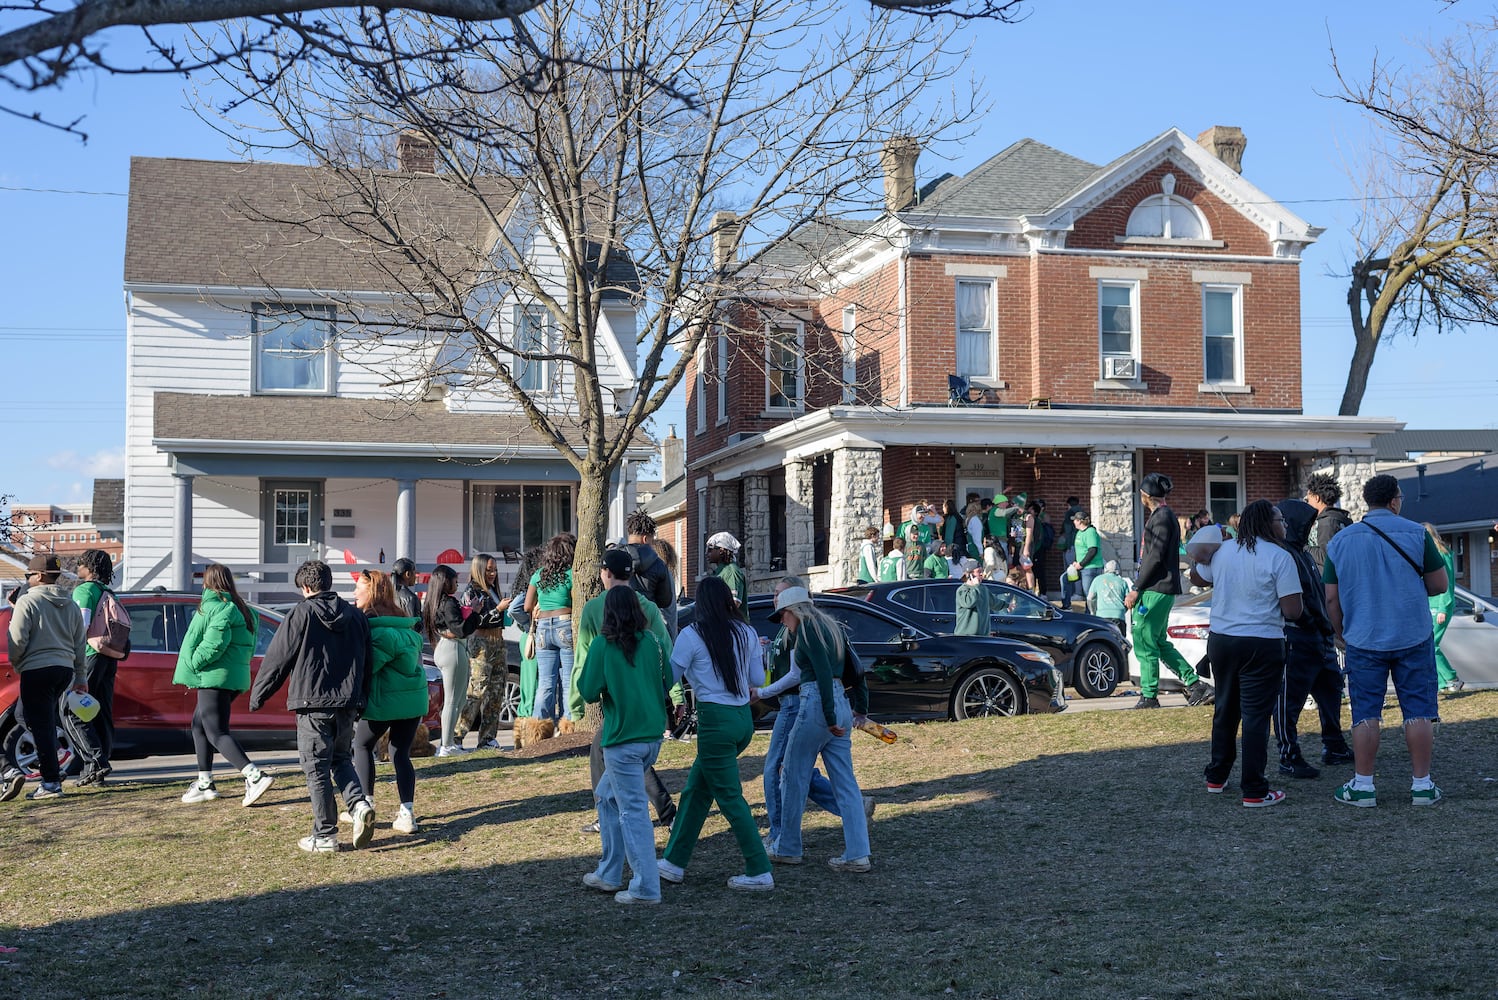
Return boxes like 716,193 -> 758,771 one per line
950,665 -> 1025,720
496,672 -> 521,731
3,724 -> 75,782
1072,641 -> 1121,699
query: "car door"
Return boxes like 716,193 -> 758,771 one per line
111,599 -> 183,730
1439,590 -> 1498,685
984,583 -> 1072,665
820,601 -> 941,718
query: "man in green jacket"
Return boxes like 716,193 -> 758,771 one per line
955,566 -> 991,636
706,531 -> 748,622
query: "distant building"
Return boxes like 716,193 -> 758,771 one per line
7,493 -> 124,563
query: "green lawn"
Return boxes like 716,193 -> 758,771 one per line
4,693 -> 1498,999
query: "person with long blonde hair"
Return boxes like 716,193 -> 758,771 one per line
353,570 -> 427,834
458,553 -> 511,749
174,563 -> 276,807
1425,523 -> 1463,693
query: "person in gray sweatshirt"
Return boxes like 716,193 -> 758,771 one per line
4,554 -> 87,801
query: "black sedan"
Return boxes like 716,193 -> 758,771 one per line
682,592 -> 1062,721
826,580 -> 1130,699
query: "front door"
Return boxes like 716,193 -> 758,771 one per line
262,480 -> 323,598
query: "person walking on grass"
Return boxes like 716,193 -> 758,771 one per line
250,560 -> 373,853
575,587 -> 674,905
2,554 -> 86,802
656,576 -> 773,892
175,564 -> 276,808
1126,472 -> 1214,709
352,570 -> 427,835
70,548 -> 120,786
1191,501 -> 1301,808
1323,474 -> 1449,808
768,587 -> 872,874
1424,524 -> 1464,694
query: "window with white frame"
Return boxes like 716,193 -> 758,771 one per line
1205,453 -> 1243,525
955,279 -> 995,380
513,307 -> 548,392
841,306 -> 857,403
1098,280 -> 1139,379
716,326 -> 729,423
765,322 -> 804,411
693,344 -> 707,434
1125,194 -> 1209,240
253,303 -> 335,394
1202,285 -> 1243,385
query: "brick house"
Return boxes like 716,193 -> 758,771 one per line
685,126 -> 1401,594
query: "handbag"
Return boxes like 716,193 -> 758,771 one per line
522,627 -> 536,661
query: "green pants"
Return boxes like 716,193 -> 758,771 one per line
1432,613 -> 1459,687
1132,591 -> 1199,697
517,649 -> 538,719
662,701 -> 770,877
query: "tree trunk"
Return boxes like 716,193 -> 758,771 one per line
572,462 -> 613,732
1338,327 -> 1379,416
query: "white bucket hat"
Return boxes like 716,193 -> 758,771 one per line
707,531 -> 741,553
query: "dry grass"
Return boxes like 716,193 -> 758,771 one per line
5,693 -> 1498,999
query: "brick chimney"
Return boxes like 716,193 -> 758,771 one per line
662,425 -> 684,485
881,137 -> 919,213
396,131 -> 436,173
712,210 -> 742,270
1196,126 -> 1246,174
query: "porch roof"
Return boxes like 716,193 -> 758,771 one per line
692,405 -> 1404,481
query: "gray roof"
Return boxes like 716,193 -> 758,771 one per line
644,475 -> 686,517
91,479 -> 124,529
1394,453 -> 1498,527
912,139 -> 1101,218
753,218 -> 877,272
125,157 -> 638,294
152,391 -> 648,452
1374,429 -> 1498,462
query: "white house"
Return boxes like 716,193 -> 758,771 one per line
122,145 -> 651,601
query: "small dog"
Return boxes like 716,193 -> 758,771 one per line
512,717 -> 555,749
557,718 -> 577,736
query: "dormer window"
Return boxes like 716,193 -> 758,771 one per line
1125,175 -> 1209,241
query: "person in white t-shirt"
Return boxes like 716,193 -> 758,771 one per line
1190,500 -> 1303,809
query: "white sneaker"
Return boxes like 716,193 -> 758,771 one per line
582,871 -> 624,892
351,801 -> 375,849
435,744 -> 471,757
242,771 -> 274,807
181,780 -> 218,804
657,859 -> 685,884
392,808 -> 418,834
298,834 -> 337,853
727,871 -> 775,892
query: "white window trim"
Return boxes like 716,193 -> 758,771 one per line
1125,194 -> 1212,241
715,326 -> 729,425
954,277 -> 999,383
1199,283 -> 1248,391
1205,452 -> 1244,523
251,303 -> 336,396
1096,279 -> 1142,387
764,320 -> 806,414
512,305 -> 551,394
841,306 -> 857,405
693,343 -> 708,435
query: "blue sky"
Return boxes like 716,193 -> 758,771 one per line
0,0 -> 1491,508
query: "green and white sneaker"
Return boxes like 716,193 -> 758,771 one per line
1411,784 -> 1443,807
1333,781 -> 1377,808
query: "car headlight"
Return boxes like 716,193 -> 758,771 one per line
1017,650 -> 1054,665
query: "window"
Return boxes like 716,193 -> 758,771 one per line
955,279 -> 994,380
826,605 -> 906,645
1205,453 -> 1243,524
125,603 -> 169,654
1098,281 -> 1139,376
1202,285 -> 1242,384
841,306 -> 858,404
888,586 -> 926,613
693,344 -> 707,434
716,326 -> 729,422
1125,194 -> 1208,240
985,583 -> 1050,619
273,489 -> 312,545
253,303 -> 334,394
471,484 -> 573,552
766,322 -> 804,411
514,308 -> 549,393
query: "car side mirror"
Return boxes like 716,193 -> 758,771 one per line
1046,607 -> 1060,620
1475,610 -> 1486,624
898,626 -> 918,647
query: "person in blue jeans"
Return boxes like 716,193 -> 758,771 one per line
752,578 -> 847,854
526,533 -> 577,726
575,587 -> 673,904
766,586 -> 871,873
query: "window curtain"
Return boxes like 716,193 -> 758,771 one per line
956,281 -> 990,377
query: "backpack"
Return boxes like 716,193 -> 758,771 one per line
628,544 -> 674,611
1039,520 -> 1056,551
86,588 -> 132,660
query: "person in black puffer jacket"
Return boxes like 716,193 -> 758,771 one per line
250,560 -> 373,853
625,510 -> 675,633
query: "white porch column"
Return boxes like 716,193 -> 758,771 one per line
171,472 -> 194,591
828,447 -> 884,588
784,459 -> 815,576
395,479 -> 417,563
742,474 -> 772,593
1089,448 -> 1136,577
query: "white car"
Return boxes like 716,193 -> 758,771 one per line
1126,590 -> 1211,690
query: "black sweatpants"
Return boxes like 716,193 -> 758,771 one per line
192,688 -> 253,773
590,718 -> 675,822
1274,630 -> 1349,761
72,653 -> 117,769
1204,633 -> 1285,799
16,665 -> 72,785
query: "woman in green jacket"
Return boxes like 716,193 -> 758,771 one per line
174,564 -> 276,808
1425,524 -> 1464,693
354,570 -> 429,835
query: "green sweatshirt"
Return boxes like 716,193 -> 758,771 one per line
791,616 -> 846,727
955,582 -> 990,636
570,587 -> 670,721
575,629 -> 672,747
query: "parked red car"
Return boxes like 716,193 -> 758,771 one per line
1,592 -> 443,771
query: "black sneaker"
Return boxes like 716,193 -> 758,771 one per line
1131,696 -> 1161,709
1278,757 -> 1321,779
74,766 -> 105,787
1185,681 -> 1215,707
1321,748 -> 1354,766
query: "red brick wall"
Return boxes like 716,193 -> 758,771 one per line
903,254 -> 1035,403
1139,449 -> 1300,517
881,447 -> 958,526
1069,161 -> 1272,256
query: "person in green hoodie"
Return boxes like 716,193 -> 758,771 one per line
352,570 -> 428,835
174,564 -> 276,808
955,565 -> 991,636
575,586 -> 673,904
1424,524 -> 1464,693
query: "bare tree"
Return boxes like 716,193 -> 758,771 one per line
1332,24 -> 1498,416
198,0 -> 976,601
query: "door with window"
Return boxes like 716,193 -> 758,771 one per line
262,481 -> 323,594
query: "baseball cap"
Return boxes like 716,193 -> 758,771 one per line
599,547 -> 635,579
26,553 -> 61,575
768,585 -> 810,623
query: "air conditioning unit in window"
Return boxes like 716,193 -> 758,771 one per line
1103,357 -> 1138,380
